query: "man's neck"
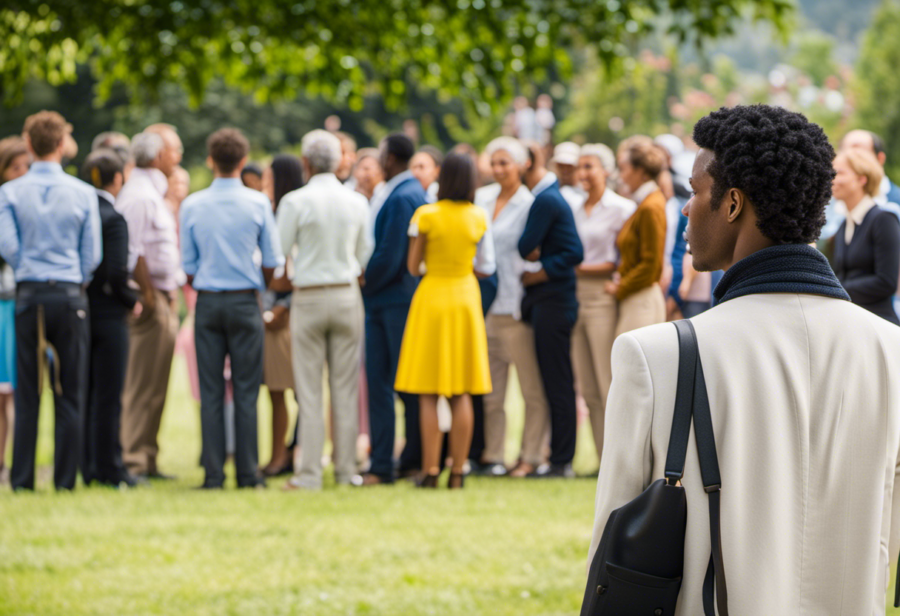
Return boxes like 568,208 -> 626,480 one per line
526,168 -> 548,191
385,166 -> 408,182
215,172 -> 241,179
726,232 -> 777,271
35,155 -> 63,164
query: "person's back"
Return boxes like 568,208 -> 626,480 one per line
180,179 -> 278,291
594,294 -> 900,614
1,162 -> 98,283
418,201 -> 485,278
278,173 -> 369,286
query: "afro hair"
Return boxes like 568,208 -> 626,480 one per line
692,105 -> 835,244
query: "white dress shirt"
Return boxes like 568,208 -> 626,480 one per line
277,173 -> 372,288
843,195 -> 877,244
114,167 -> 182,291
572,188 -> 636,265
560,183 -> 587,209
475,183 -> 538,318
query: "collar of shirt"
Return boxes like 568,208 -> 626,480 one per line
880,175 -> 891,198
305,172 -> 341,188
96,189 -> 116,204
29,161 -> 63,175
632,180 -> 659,205
128,167 -> 168,196
370,170 -> 414,213
845,195 -> 877,244
531,171 -> 558,197
210,177 -> 245,189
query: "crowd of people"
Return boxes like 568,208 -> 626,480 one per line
1,105 -> 899,492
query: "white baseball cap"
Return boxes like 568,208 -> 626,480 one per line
552,141 -> 581,166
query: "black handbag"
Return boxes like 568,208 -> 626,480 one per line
580,320 -> 728,616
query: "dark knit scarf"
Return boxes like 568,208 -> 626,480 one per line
713,244 -> 850,305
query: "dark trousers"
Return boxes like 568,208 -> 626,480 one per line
365,303 -> 420,480
531,300 -> 578,466
195,292 -> 263,487
12,282 -> 89,491
83,316 -> 130,484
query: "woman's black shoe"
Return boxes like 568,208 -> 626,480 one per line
416,473 -> 439,488
448,472 -> 465,489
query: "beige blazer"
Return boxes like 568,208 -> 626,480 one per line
589,293 -> 900,615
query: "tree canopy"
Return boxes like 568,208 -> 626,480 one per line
2,0 -> 792,109
855,0 -> 900,180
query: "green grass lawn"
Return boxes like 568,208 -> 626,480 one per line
2,357 -> 899,615
0,358 -> 600,615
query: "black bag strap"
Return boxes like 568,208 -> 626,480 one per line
667,320 -> 729,616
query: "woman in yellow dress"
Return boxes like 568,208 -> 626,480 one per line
395,153 -> 494,489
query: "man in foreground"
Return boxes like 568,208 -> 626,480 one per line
588,105 -> 900,614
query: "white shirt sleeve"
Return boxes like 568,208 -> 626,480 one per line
474,216 -> 497,276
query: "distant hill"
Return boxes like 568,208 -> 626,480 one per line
798,0 -> 881,43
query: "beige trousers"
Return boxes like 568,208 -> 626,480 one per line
483,314 -> 549,466
121,288 -> 178,474
615,283 -> 666,337
290,285 -> 363,489
571,276 -> 618,464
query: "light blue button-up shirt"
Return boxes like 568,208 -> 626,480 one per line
180,177 -> 285,292
0,161 -> 102,284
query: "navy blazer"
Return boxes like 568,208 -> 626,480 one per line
517,180 -> 583,317
362,176 -> 426,310
87,195 -> 138,319
832,205 -> 900,325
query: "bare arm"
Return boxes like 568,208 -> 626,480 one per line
407,235 -> 426,277
577,262 -> 617,277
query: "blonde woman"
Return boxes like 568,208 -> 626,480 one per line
831,148 -> 900,324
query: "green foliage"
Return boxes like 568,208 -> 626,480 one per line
790,31 -> 837,87
855,0 -> 900,179
1,0 -> 792,109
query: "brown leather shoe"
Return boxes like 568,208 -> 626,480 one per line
351,472 -> 393,486
508,462 -> 536,478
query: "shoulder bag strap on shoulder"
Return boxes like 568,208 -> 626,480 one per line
664,320 -> 697,484
682,320 -> 728,616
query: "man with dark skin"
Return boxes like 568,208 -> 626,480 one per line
586,105 -> 900,615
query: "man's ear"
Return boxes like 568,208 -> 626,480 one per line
878,151 -> 887,167
726,188 -> 746,223
206,155 -> 215,171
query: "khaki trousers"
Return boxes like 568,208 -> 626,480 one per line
615,284 -> 666,337
483,314 -> 549,466
571,277 -> 618,464
121,288 -> 178,474
290,286 -> 363,489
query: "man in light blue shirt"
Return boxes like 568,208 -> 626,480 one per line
180,127 -> 284,489
0,111 -> 101,491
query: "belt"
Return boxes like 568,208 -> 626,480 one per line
294,283 -> 352,292
17,280 -> 82,291
198,289 -> 256,295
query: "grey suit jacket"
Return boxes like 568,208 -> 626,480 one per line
589,293 -> 900,615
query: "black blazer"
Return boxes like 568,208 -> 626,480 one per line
832,204 -> 900,325
88,195 -> 138,319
